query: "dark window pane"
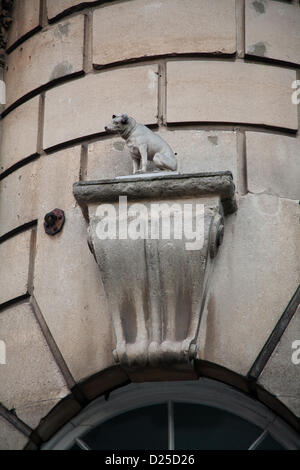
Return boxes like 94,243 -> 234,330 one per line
83,404 -> 168,450
70,444 -> 83,451
256,434 -> 285,450
174,402 -> 262,450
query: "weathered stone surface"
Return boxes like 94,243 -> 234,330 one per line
163,130 -> 239,183
246,132 -> 300,200
85,198 -> 221,368
47,0 -> 98,20
0,160 -> 39,237
36,395 -> 82,442
5,15 -> 84,108
167,61 -> 298,131
74,172 -> 237,214
0,147 -> 81,237
0,230 -> 32,305
87,138 -> 132,180
0,416 -> 28,450
258,306 -> 300,417
74,172 -> 237,370
7,0 -> 40,49
79,365 -> 129,401
245,0 -> 300,65
0,96 -> 39,174
0,302 -> 69,426
44,65 -> 158,149
34,206 -> 114,382
198,194 -> 300,375
16,400 -> 64,430
128,366 -> 198,383
93,0 -> 236,65
37,146 -> 81,216
87,130 -> 239,189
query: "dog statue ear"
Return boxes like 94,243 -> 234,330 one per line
121,114 -> 129,124
112,114 -> 116,119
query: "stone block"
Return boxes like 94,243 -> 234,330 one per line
0,416 -> 28,450
37,146 -> 81,215
5,15 -> 84,108
7,0 -> 40,49
167,61 -> 298,131
0,160 -> 39,237
36,395 -> 82,442
47,0 -> 99,20
87,138 -> 132,180
0,146 -> 81,237
246,132 -> 300,200
79,366 -> 129,401
34,206 -> 114,382
86,129 -> 240,190
198,194 -> 300,376
245,0 -> 300,65
0,302 -> 69,427
158,129 -> 239,186
44,65 -> 158,149
93,0 -> 236,65
0,230 -> 32,305
16,399 -> 65,430
258,306 -> 300,417
0,96 -> 39,174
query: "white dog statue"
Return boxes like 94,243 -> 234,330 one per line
105,114 -> 177,174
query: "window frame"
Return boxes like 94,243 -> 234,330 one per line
42,378 -> 300,450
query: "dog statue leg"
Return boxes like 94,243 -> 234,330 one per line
132,157 -> 140,174
138,144 -> 148,173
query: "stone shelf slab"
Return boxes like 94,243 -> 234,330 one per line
74,171 -> 237,215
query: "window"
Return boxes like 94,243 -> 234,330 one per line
43,380 -> 300,450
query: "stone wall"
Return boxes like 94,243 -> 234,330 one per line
0,0 -> 299,449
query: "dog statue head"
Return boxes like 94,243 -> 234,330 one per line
104,114 -> 131,133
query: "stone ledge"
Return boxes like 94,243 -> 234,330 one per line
73,171 -> 237,215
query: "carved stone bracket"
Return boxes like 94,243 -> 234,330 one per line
0,0 -> 13,62
74,172 -> 237,372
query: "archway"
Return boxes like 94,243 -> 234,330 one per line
42,379 -> 300,450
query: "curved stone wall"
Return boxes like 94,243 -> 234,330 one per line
0,0 -> 299,449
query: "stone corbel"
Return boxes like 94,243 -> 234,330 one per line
74,172 -> 237,372
0,0 -> 13,61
